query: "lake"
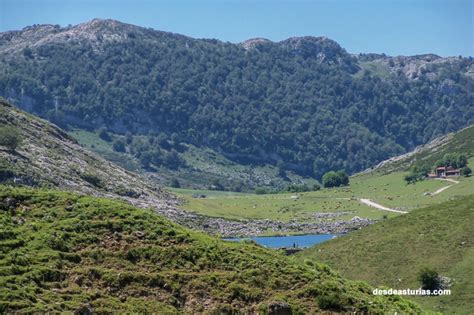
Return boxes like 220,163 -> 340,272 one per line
224,234 -> 337,248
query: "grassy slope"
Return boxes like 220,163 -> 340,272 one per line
70,129 -> 317,191
0,186 -> 419,314
68,129 -> 140,172
297,195 -> 474,314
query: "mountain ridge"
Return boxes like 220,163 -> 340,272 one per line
1,18 -> 473,180
2,18 -> 472,58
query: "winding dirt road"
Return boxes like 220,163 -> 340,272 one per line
358,198 -> 408,214
357,177 -> 461,213
430,178 -> 460,195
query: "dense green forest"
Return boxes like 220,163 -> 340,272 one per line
1,20 -> 473,178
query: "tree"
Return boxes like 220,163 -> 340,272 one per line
0,127 -> 22,152
22,46 -> 33,59
170,178 -> 181,188
98,127 -> 112,142
112,139 -> 126,152
435,153 -> 468,169
125,132 -> 133,144
322,170 -> 349,188
462,166 -> 472,177
336,170 -> 349,186
209,179 -> 225,191
276,160 -> 286,177
322,171 -> 339,188
404,173 -> 418,184
417,267 -> 441,292
404,165 -> 430,184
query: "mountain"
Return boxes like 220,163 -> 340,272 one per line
297,195 -> 474,314
0,186 -> 420,313
1,19 -> 472,182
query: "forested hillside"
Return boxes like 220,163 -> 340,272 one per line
1,19 -> 473,178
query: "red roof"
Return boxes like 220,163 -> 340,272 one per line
436,166 -> 460,171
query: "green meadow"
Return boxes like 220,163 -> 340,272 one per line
173,164 -> 473,223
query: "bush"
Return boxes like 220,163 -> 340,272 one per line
112,139 -> 126,152
317,291 -> 345,310
404,164 -> 430,184
98,127 -> 112,142
170,178 -> 181,188
0,127 -> 22,152
255,187 -> 269,195
417,267 -> 440,291
462,166 -> 472,177
284,183 -> 320,193
80,172 -> 103,188
209,179 -> 225,191
322,170 -> 349,188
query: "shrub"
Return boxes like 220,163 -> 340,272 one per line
112,138 -> 126,152
404,164 -> 430,184
0,127 -> 22,152
98,127 -> 112,142
322,170 -> 349,188
255,187 -> 269,195
80,172 -> 103,188
317,291 -> 345,310
462,166 -> 472,177
417,267 -> 440,291
170,178 -> 181,188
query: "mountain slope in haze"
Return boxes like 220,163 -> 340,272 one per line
298,195 -> 474,314
0,186 -> 421,313
1,19 -> 473,180
0,98 -> 176,210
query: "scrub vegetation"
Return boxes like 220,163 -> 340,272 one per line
0,186 -> 420,313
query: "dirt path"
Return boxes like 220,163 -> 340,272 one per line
434,178 -> 460,184
359,198 -> 408,214
431,185 -> 453,195
429,178 -> 460,195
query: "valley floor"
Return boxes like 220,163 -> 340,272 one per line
172,166 -> 473,236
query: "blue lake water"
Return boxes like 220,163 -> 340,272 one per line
224,234 -> 337,248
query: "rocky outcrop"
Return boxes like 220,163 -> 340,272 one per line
0,99 -> 177,212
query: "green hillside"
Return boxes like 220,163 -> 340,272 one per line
360,124 -> 474,175
0,186 -> 419,313
298,195 -> 474,314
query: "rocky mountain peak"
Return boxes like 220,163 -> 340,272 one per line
240,37 -> 272,50
0,18 -> 144,56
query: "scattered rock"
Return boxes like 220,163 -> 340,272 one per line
268,301 -> 292,315
74,304 -> 93,315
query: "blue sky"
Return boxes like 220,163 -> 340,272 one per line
1,0 -> 472,56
